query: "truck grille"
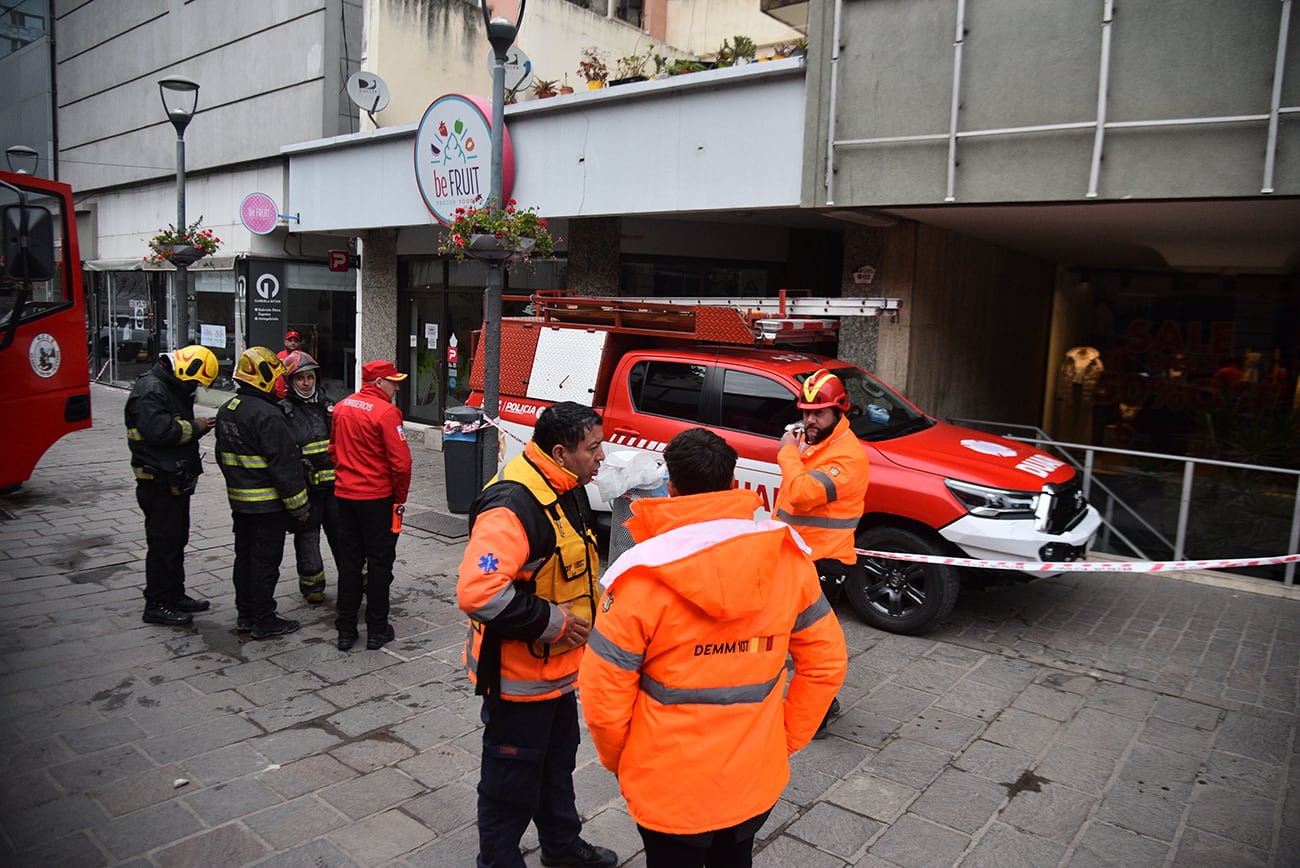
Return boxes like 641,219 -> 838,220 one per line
1044,478 -> 1089,534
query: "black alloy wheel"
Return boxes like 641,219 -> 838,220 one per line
845,524 -> 961,635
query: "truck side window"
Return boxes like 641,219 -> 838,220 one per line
628,360 -> 705,421
720,369 -> 799,438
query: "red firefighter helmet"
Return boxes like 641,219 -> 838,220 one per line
797,369 -> 850,411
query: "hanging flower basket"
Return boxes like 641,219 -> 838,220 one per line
162,245 -> 207,267
146,218 -> 221,266
466,234 -> 536,262
438,196 -> 556,270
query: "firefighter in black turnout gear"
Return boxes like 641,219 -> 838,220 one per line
126,345 -> 220,626
278,350 -> 340,603
216,347 -> 311,639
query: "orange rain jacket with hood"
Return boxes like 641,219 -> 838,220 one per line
774,414 -> 870,565
577,487 -> 847,835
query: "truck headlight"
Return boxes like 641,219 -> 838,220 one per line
945,479 -> 1041,520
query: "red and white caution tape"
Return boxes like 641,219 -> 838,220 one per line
855,549 -> 1300,573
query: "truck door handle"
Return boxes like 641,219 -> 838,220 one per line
613,427 -> 641,439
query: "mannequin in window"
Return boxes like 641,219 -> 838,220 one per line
1055,346 -> 1103,444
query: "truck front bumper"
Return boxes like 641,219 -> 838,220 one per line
938,506 -> 1103,571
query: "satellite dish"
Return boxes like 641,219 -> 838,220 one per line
347,71 -> 391,125
486,45 -> 533,95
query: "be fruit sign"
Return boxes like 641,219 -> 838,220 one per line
241,192 -> 279,235
414,94 -> 514,227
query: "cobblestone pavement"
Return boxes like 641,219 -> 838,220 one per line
1,383 -> 1297,867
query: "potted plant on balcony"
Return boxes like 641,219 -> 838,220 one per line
577,46 -> 608,89
559,74 -> 574,95
530,77 -> 559,99
145,218 -> 221,266
731,35 -> 756,66
611,44 -> 654,85
437,196 -> 556,269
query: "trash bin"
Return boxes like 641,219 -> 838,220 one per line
444,406 -> 487,515
607,479 -> 669,563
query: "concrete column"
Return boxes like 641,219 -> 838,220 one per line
836,222 -> 916,389
566,217 -> 622,296
357,228 -> 399,367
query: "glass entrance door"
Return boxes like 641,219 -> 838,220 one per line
401,282 -> 484,425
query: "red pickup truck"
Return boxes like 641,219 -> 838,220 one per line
468,293 -> 1100,635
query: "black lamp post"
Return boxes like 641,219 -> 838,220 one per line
478,0 -> 526,484
158,75 -> 200,350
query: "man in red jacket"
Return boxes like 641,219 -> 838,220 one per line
329,359 -> 413,651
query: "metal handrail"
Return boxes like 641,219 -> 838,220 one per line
949,417 -> 1300,585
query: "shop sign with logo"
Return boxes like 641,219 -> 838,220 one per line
414,94 -> 514,226
242,260 -> 287,350
241,192 -> 280,235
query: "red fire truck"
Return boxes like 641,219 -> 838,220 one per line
0,170 -> 92,491
468,291 -> 1100,634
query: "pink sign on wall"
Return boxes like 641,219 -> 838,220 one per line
241,192 -> 279,235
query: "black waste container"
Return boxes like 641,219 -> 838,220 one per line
444,406 -> 487,514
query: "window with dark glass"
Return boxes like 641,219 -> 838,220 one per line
720,369 -> 799,438
628,360 -> 705,421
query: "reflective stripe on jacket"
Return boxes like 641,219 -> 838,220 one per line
774,414 -> 870,564
124,363 -> 206,481
577,487 -> 847,835
458,442 -> 600,702
279,392 -> 336,492
214,389 -> 310,515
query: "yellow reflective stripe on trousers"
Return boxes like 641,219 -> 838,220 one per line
132,465 -> 155,480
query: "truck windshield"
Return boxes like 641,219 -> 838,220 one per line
798,367 -> 932,442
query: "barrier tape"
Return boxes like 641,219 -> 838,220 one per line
856,549 -> 1300,573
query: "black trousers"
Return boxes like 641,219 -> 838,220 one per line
637,807 -> 772,868
335,496 -> 398,634
476,692 -> 582,868
291,491 -> 341,592
231,511 -> 289,625
135,478 -> 192,608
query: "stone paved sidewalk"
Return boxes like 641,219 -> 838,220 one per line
0,383 -> 1296,866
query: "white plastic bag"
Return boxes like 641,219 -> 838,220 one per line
595,450 -> 666,502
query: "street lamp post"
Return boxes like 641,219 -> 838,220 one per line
158,75 -> 200,351
478,1 -> 526,485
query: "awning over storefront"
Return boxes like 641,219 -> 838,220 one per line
84,255 -> 241,272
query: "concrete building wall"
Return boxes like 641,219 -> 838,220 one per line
802,0 -> 1300,206
664,0 -> 803,57
54,0 -> 361,192
365,0 -> 687,128
0,37 -> 55,173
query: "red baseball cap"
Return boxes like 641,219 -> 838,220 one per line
362,359 -> 408,382
285,329 -> 302,340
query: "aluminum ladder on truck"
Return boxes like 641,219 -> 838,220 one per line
514,289 -> 901,346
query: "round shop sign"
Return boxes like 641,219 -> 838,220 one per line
241,192 -> 279,235
29,333 -> 60,378
414,93 -> 514,226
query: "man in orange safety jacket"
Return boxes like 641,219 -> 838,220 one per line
457,401 -> 617,868
775,368 -> 870,736
578,428 -> 846,868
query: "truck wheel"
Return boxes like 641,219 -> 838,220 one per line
846,525 -> 960,635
